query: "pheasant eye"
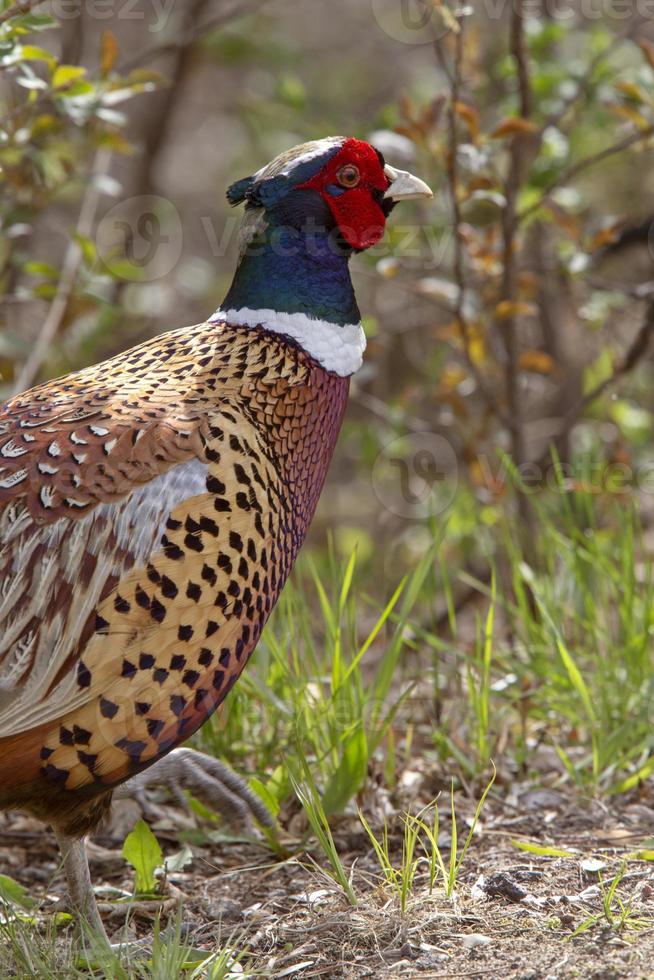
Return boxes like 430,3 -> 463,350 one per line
336,165 -> 360,189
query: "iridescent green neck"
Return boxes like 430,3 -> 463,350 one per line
222,222 -> 360,326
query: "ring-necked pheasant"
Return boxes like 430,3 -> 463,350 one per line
0,136 -> 432,940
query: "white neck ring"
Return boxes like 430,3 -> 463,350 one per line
212,307 -> 366,377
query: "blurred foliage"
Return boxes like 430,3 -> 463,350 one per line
0,5 -> 164,383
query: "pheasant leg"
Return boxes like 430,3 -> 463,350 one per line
115,748 -> 274,830
55,832 -> 110,945
52,751 -> 271,945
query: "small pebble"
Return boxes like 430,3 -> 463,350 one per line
460,933 -> 491,949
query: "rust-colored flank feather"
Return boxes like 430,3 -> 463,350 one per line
0,320 -> 348,835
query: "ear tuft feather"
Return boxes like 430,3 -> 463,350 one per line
226,176 -> 256,206
227,173 -> 295,209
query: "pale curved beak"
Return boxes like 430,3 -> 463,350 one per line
384,164 -> 433,201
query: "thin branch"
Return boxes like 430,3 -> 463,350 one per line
519,124 -> 654,224
498,4 -> 531,464
354,390 -> 435,434
0,0 -> 39,27
357,268 -> 456,321
118,0 -> 271,74
586,275 -> 654,301
130,0 -> 212,196
13,149 -> 112,394
497,1 -> 535,540
511,4 -> 532,119
104,0 -> 212,321
540,16 -> 646,134
432,30 -> 454,85
536,297 -> 654,469
568,300 -> 654,423
442,22 -> 511,428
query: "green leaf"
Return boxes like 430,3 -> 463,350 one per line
122,819 -> 163,895
556,636 -> 597,725
612,756 -> 654,794
512,840 -> 577,858
11,12 -> 57,31
583,349 -> 613,398
17,44 -> 55,68
31,282 -> 57,299
52,64 -> 87,89
24,259 -> 58,279
164,845 -> 194,874
322,726 -> 368,816
72,231 -> 97,266
338,549 -> 356,616
610,400 -> 652,443
0,873 -> 35,909
277,74 -> 306,109
249,775 -> 281,818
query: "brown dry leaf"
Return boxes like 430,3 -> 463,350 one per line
439,365 -> 468,392
495,300 -> 538,320
98,130 -> 135,155
594,827 -> 635,842
519,350 -> 556,375
421,95 -> 446,132
0,358 -> 15,385
395,124 -> 420,142
434,0 -> 461,35
491,116 -> 539,138
469,457 -> 505,495
518,271 -> 539,296
398,92 -> 414,121
439,389 -> 470,420
100,30 -> 118,78
609,103 -> 652,130
588,223 -> 622,251
473,253 -> 502,276
468,175 -> 496,192
639,38 -> 654,72
543,201 -> 582,242
616,80 -> 647,104
432,321 -> 461,343
455,101 -> 480,142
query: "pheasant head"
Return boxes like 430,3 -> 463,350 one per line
218,136 -> 433,376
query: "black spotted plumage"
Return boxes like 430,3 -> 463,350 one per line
0,323 -> 349,832
0,136 -> 431,941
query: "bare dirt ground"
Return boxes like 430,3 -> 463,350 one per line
4,773 -> 654,979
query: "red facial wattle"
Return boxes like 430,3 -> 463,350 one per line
298,138 -> 391,250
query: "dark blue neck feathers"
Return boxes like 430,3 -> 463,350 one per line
222,218 -> 361,326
